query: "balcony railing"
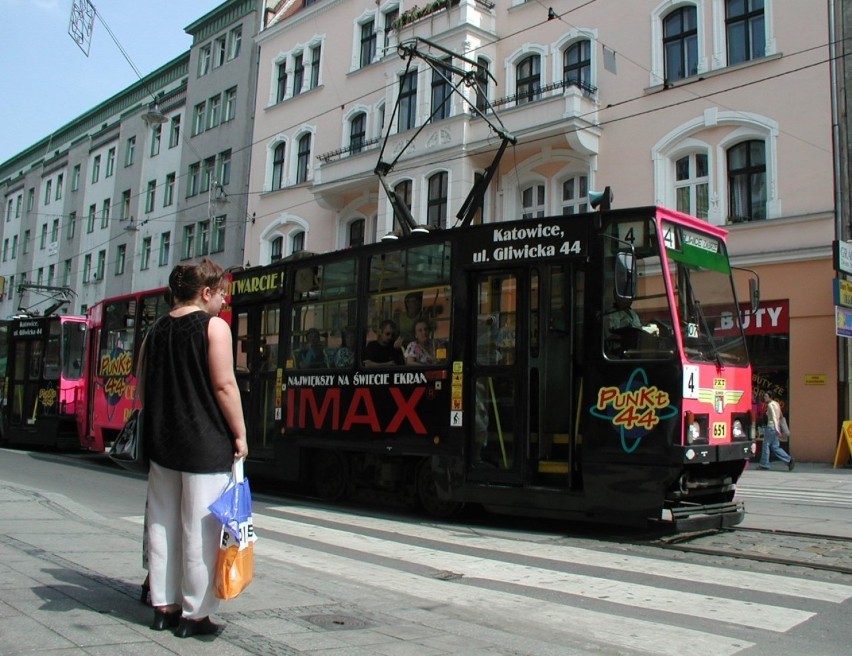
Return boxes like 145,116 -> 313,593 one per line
489,77 -> 597,111
317,136 -> 382,164
392,0 -> 495,32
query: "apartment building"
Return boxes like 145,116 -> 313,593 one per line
247,0 -> 837,462
0,0 -> 257,316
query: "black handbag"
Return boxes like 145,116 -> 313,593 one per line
108,409 -> 149,473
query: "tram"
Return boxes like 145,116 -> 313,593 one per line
79,288 -> 170,452
229,206 -> 757,530
1,314 -> 88,448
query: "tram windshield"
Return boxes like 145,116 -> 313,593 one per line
662,222 -> 747,366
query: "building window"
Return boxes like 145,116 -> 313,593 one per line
228,26 -> 242,60
291,230 -> 305,254
214,35 -> 227,68
675,153 -> 709,219
91,155 -> 101,183
51,218 -> 59,242
150,124 -> 162,157
116,244 -> 126,275
272,143 -> 286,190
193,102 -> 207,135
431,57 -> 452,121
71,166 -> 80,191
121,190 -> 131,221
87,204 -> 96,233
63,260 -> 71,286
198,220 -> 211,256
276,62 -> 288,102
349,112 -> 366,154
106,148 -> 116,176
146,180 -> 156,212
23,230 -> 30,254
199,44 -> 211,76
516,54 -> 541,104
522,184 -> 546,218
726,0 -> 765,65
427,172 -> 448,228
293,52 -> 305,96
728,140 -> 766,221
212,219 -> 225,253
398,70 -> 417,131
383,8 -> 398,52
475,57 -> 490,112
296,133 -> 311,184
310,45 -> 321,89
218,150 -> 232,186
202,157 -> 215,193
182,225 -> 195,260
561,175 -> 588,214
55,174 -> 63,200
83,254 -> 92,282
159,231 -> 171,266
360,19 -> 376,68
141,236 -> 152,270
164,173 -> 176,206
44,180 -> 52,205
125,136 -> 136,166
224,87 -> 237,121
67,212 -> 76,240
563,40 -> 591,91
271,235 -> 283,262
393,180 -> 412,229
40,224 -> 47,249
96,250 -> 106,280
188,163 -> 200,197
663,6 -> 698,82
349,218 -> 365,247
101,198 -> 110,228
208,94 -> 221,129
169,116 -> 181,148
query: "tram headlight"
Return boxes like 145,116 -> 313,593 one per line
687,421 -> 701,444
732,419 -> 746,439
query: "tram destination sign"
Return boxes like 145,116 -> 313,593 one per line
464,219 -> 588,265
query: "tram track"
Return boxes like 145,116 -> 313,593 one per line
654,526 -> 852,576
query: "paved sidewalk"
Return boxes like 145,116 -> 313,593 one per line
0,462 -> 850,655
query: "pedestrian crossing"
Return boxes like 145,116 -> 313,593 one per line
262,505 -> 851,655
736,482 -> 852,509
124,504 -> 852,655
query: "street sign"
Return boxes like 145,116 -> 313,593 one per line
835,278 -> 852,307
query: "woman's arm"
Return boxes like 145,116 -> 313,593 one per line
207,316 -> 248,459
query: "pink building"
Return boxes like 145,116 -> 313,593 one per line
247,0 -> 838,462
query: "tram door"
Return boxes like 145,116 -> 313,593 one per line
467,265 -> 581,488
233,302 -> 281,458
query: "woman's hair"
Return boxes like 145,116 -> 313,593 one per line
414,318 -> 432,333
763,389 -> 776,400
167,257 -> 226,304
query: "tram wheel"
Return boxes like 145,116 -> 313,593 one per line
415,458 -> 463,519
312,450 -> 349,501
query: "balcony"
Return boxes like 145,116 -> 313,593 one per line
393,0 -> 496,40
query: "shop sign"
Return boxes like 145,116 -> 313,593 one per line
835,241 -> 852,275
716,299 -> 789,337
804,374 -> 827,385
835,306 -> 852,337
834,279 -> 852,307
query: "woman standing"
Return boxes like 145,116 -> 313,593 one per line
403,319 -> 437,365
141,258 -> 248,638
758,390 -> 794,471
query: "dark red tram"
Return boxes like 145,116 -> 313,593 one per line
230,206 -> 756,530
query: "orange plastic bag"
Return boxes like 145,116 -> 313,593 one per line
214,541 -> 254,600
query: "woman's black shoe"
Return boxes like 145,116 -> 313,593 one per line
174,616 -> 220,638
150,609 -> 181,631
139,580 -> 150,605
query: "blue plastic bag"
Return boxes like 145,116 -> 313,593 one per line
209,459 -> 253,543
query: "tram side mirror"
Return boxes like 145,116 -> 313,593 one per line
614,250 -> 637,303
749,277 -> 760,314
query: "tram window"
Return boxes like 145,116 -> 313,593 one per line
366,286 -> 451,363
29,340 -> 43,379
476,274 -> 517,366
290,300 -> 355,369
62,322 -> 86,380
369,242 -> 451,293
235,311 -> 249,373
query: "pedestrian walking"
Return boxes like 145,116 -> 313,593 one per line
758,390 -> 795,471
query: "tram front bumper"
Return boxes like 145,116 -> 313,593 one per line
655,500 -> 745,532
